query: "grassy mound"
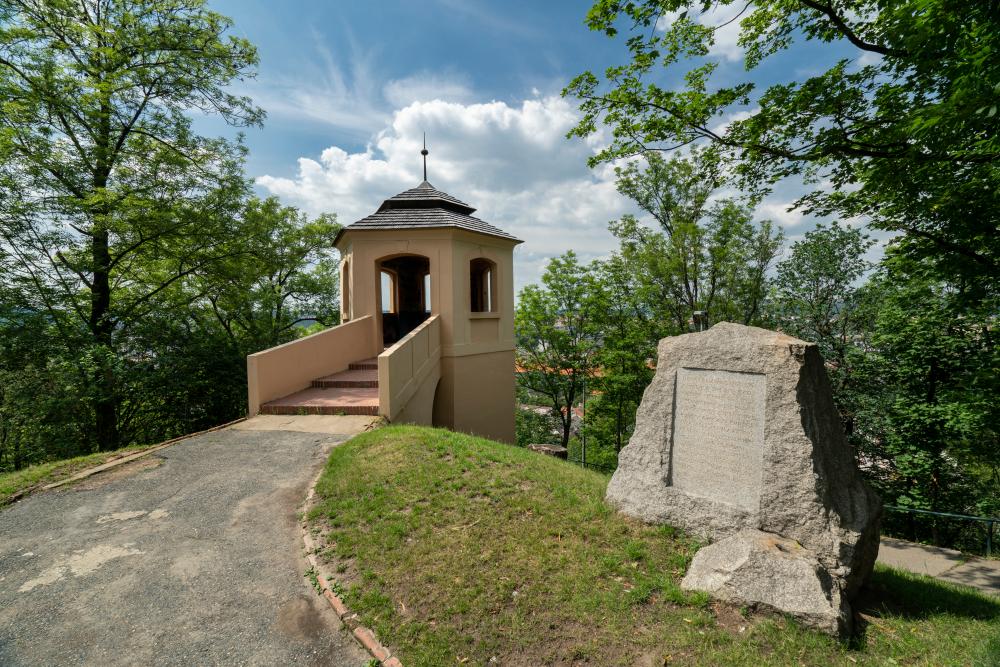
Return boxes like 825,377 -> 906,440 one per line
308,426 -> 1000,666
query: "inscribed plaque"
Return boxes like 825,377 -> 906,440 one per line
670,368 -> 766,511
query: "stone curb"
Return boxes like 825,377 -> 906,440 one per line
4,418 -> 247,506
301,466 -> 402,667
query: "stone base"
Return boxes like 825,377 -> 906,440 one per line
606,323 -> 882,601
681,529 -> 851,636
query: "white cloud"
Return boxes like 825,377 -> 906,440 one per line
656,3 -> 748,62
857,51 -> 883,68
254,90 -> 887,293
710,106 -> 759,137
256,97 -> 637,292
383,71 -> 475,108
756,199 -> 806,228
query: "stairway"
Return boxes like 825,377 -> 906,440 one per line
259,359 -> 380,416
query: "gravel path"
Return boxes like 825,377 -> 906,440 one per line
0,420 -> 372,666
878,536 -> 1000,596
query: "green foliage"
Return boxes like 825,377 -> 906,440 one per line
580,253 -> 654,455
0,0 -> 262,450
771,227 -> 999,551
574,151 -> 780,462
0,2 -> 341,472
771,222 -> 874,342
770,222 -> 877,437
202,197 -> 341,352
515,251 -> 604,447
613,150 -> 784,331
856,258 -> 1000,546
519,151 -> 997,555
559,5 -> 1000,549
566,0 -> 1000,294
514,406 -> 560,448
304,567 -> 322,595
566,434 -> 619,472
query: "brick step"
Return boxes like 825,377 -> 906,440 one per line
348,357 -> 378,371
259,403 -> 378,417
259,386 -> 379,417
312,367 -> 378,389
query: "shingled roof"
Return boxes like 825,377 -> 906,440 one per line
335,181 -> 521,244
379,182 -> 475,214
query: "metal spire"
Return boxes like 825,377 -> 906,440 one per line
421,133 -> 429,182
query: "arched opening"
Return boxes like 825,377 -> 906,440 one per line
423,272 -> 432,312
381,269 -> 396,314
342,259 -> 351,321
378,254 -> 431,347
470,258 -> 496,312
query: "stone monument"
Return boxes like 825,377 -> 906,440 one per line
606,322 -> 881,635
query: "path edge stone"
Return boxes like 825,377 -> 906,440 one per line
301,465 -> 403,667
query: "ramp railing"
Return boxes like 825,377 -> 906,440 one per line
378,315 -> 441,422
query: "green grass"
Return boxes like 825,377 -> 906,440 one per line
0,443 -> 153,506
309,425 -> 1000,666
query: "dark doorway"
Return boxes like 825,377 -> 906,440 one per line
379,255 -> 431,347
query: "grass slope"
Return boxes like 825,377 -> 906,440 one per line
308,426 -> 1000,667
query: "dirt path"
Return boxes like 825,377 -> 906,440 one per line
0,417 -> 374,666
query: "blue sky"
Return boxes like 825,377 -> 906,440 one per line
201,0 -> 876,291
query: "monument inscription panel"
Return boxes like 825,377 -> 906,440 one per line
670,368 -> 766,511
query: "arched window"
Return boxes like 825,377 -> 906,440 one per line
381,269 -> 396,313
470,258 -> 496,312
423,272 -> 431,313
342,260 -> 351,321
378,255 -> 429,347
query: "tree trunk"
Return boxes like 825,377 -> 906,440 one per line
615,400 -> 624,453
560,412 -> 572,449
91,227 -> 118,451
91,86 -> 118,452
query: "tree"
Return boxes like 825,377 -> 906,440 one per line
515,405 -> 561,448
770,221 -> 875,437
203,197 -> 341,354
611,150 -> 783,331
0,0 -> 262,449
857,259 -> 999,546
0,195 -> 345,470
584,252 -> 655,455
761,223 -> 999,549
0,308 -> 92,470
566,0 -> 1000,293
515,252 -> 603,448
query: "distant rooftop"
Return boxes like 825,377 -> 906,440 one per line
336,181 -> 522,244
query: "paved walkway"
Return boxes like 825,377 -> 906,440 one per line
877,536 -> 1000,596
0,415 -> 375,667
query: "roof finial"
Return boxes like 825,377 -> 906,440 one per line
421,133 -> 429,182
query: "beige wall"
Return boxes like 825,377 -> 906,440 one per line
246,315 -> 378,416
337,227 -> 518,443
390,372 -> 440,426
435,350 -> 516,443
378,315 -> 441,423
337,228 -> 517,352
